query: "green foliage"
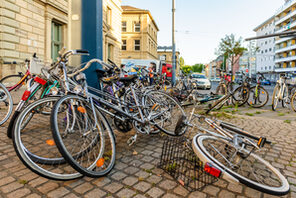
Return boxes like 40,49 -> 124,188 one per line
278,112 -> 285,116
192,64 -> 205,73
181,65 -> 192,74
245,113 -> 254,116
179,56 -> 185,68
284,120 -> 291,124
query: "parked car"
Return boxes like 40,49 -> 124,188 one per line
191,73 -> 211,89
261,79 -> 271,85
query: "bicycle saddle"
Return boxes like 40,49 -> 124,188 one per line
119,75 -> 138,84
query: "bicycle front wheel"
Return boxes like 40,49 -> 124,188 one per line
143,91 -> 186,136
51,95 -> 116,178
248,86 -> 269,108
0,83 -> 13,126
272,84 -> 280,111
232,86 -> 249,107
0,74 -> 26,105
192,135 -> 289,196
291,91 -> 296,112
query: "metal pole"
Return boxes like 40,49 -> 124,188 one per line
172,0 -> 176,85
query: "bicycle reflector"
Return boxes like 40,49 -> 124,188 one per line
204,163 -> 221,178
34,76 -> 47,85
21,90 -> 31,101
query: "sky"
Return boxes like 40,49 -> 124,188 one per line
121,0 -> 284,65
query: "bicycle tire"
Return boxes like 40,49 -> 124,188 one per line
142,90 -> 186,136
0,74 -> 25,105
281,86 -> 289,108
291,91 -> 296,112
0,83 -> 13,126
247,86 -> 269,108
231,86 -> 249,107
51,95 -> 116,178
13,97 -> 82,180
272,84 -> 280,111
192,135 -> 289,196
216,84 -> 227,95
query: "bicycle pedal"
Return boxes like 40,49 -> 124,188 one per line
257,137 -> 266,148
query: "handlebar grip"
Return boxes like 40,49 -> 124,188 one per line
75,49 -> 89,54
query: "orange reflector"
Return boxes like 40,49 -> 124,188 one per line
77,106 -> 86,113
262,91 -> 265,94
96,158 -> 105,167
46,139 -> 55,146
204,163 -> 221,178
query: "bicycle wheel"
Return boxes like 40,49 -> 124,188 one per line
272,84 -> 280,111
51,95 -> 116,178
232,86 -> 249,107
143,90 -> 186,136
192,135 -> 289,196
0,83 -> 13,126
248,86 -> 269,108
282,86 -> 289,108
216,84 -> 227,95
291,91 -> 296,112
13,97 -> 82,180
0,74 -> 26,105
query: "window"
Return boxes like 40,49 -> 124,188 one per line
122,21 -> 127,32
107,7 -> 112,26
134,22 -> 141,32
51,21 -> 63,61
108,44 -> 114,60
134,40 -> 140,50
122,40 -> 126,51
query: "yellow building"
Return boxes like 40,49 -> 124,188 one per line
121,6 -> 159,60
274,0 -> 296,73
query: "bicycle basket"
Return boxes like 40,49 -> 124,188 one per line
30,57 -> 45,75
158,136 -> 217,192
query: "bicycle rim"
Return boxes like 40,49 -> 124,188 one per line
272,85 -> 280,111
248,87 -> 269,108
51,95 -> 116,177
0,83 -> 13,125
193,135 -> 289,195
13,97 -> 82,180
0,75 -> 26,105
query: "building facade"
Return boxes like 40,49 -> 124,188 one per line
157,48 -> 180,75
254,16 -> 276,81
274,0 -> 296,77
0,0 -> 68,78
121,6 -> 159,60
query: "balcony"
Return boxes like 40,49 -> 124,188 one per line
275,43 -> 296,53
275,9 -> 296,26
275,55 -> 296,63
275,18 -> 296,33
275,37 -> 293,44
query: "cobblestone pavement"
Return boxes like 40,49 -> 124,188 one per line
0,112 -> 296,198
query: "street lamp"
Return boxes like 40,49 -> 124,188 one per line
172,0 -> 176,85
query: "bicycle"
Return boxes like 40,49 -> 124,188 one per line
247,72 -> 269,108
174,100 -> 289,196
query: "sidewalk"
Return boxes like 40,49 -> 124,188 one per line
0,113 -> 295,198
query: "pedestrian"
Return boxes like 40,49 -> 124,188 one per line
149,63 -> 155,86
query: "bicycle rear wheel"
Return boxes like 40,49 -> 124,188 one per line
51,95 -> 116,178
0,83 -> 13,126
13,97 -> 81,180
247,86 -> 269,108
192,135 -> 289,196
0,74 -> 26,105
232,86 -> 249,107
272,84 -> 280,111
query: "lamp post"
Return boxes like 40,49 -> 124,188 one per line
172,0 -> 176,85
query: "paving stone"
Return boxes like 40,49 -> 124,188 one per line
47,187 -> 69,198
227,183 -> 243,193
25,194 -> 41,198
244,187 -> 262,198
140,163 -> 154,170
173,186 -> 189,197
116,188 -> 136,198
135,170 -> 150,179
146,187 -> 164,198
133,181 -> 151,192
111,171 -> 128,181
7,188 -> 31,198
218,190 -> 236,198
104,182 -> 123,193
202,185 -> 220,196
28,177 -> 48,188
92,177 -> 111,187
0,181 -> 23,193
0,176 -> 15,186
188,191 -> 207,198
37,182 -> 59,194
146,175 -> 162,184
158,180 -> 177,190
122,176 -> 138,186
63,193 -> 79,198
73,183 -> 94,194
162,193 -> 179,198
123,166 -> 140,175
85,188 -> 107,198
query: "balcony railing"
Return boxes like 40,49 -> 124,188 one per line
275,9 -> 296,26
275,43 -> 296,53
275,19 -> 296,33
275,55 -> 296,63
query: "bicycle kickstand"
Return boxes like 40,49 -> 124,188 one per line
127,134 -> 138,146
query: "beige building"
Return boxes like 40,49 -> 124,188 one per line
157,49 -> 180,74
121,6 -> 159,60
0,0 -> 122,78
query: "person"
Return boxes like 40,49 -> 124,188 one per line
148,63 -> 155,86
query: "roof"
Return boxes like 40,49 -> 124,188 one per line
121,5 -> 159,31
253,15 -> 275,32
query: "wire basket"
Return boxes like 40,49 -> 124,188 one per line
30,57 -> 45,75
158,136 -> 218,192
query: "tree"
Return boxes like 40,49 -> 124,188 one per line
192,64 -> 205,73
217,34 -> 247,79
179,56 -> 185,68
180,65 -> 192,74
